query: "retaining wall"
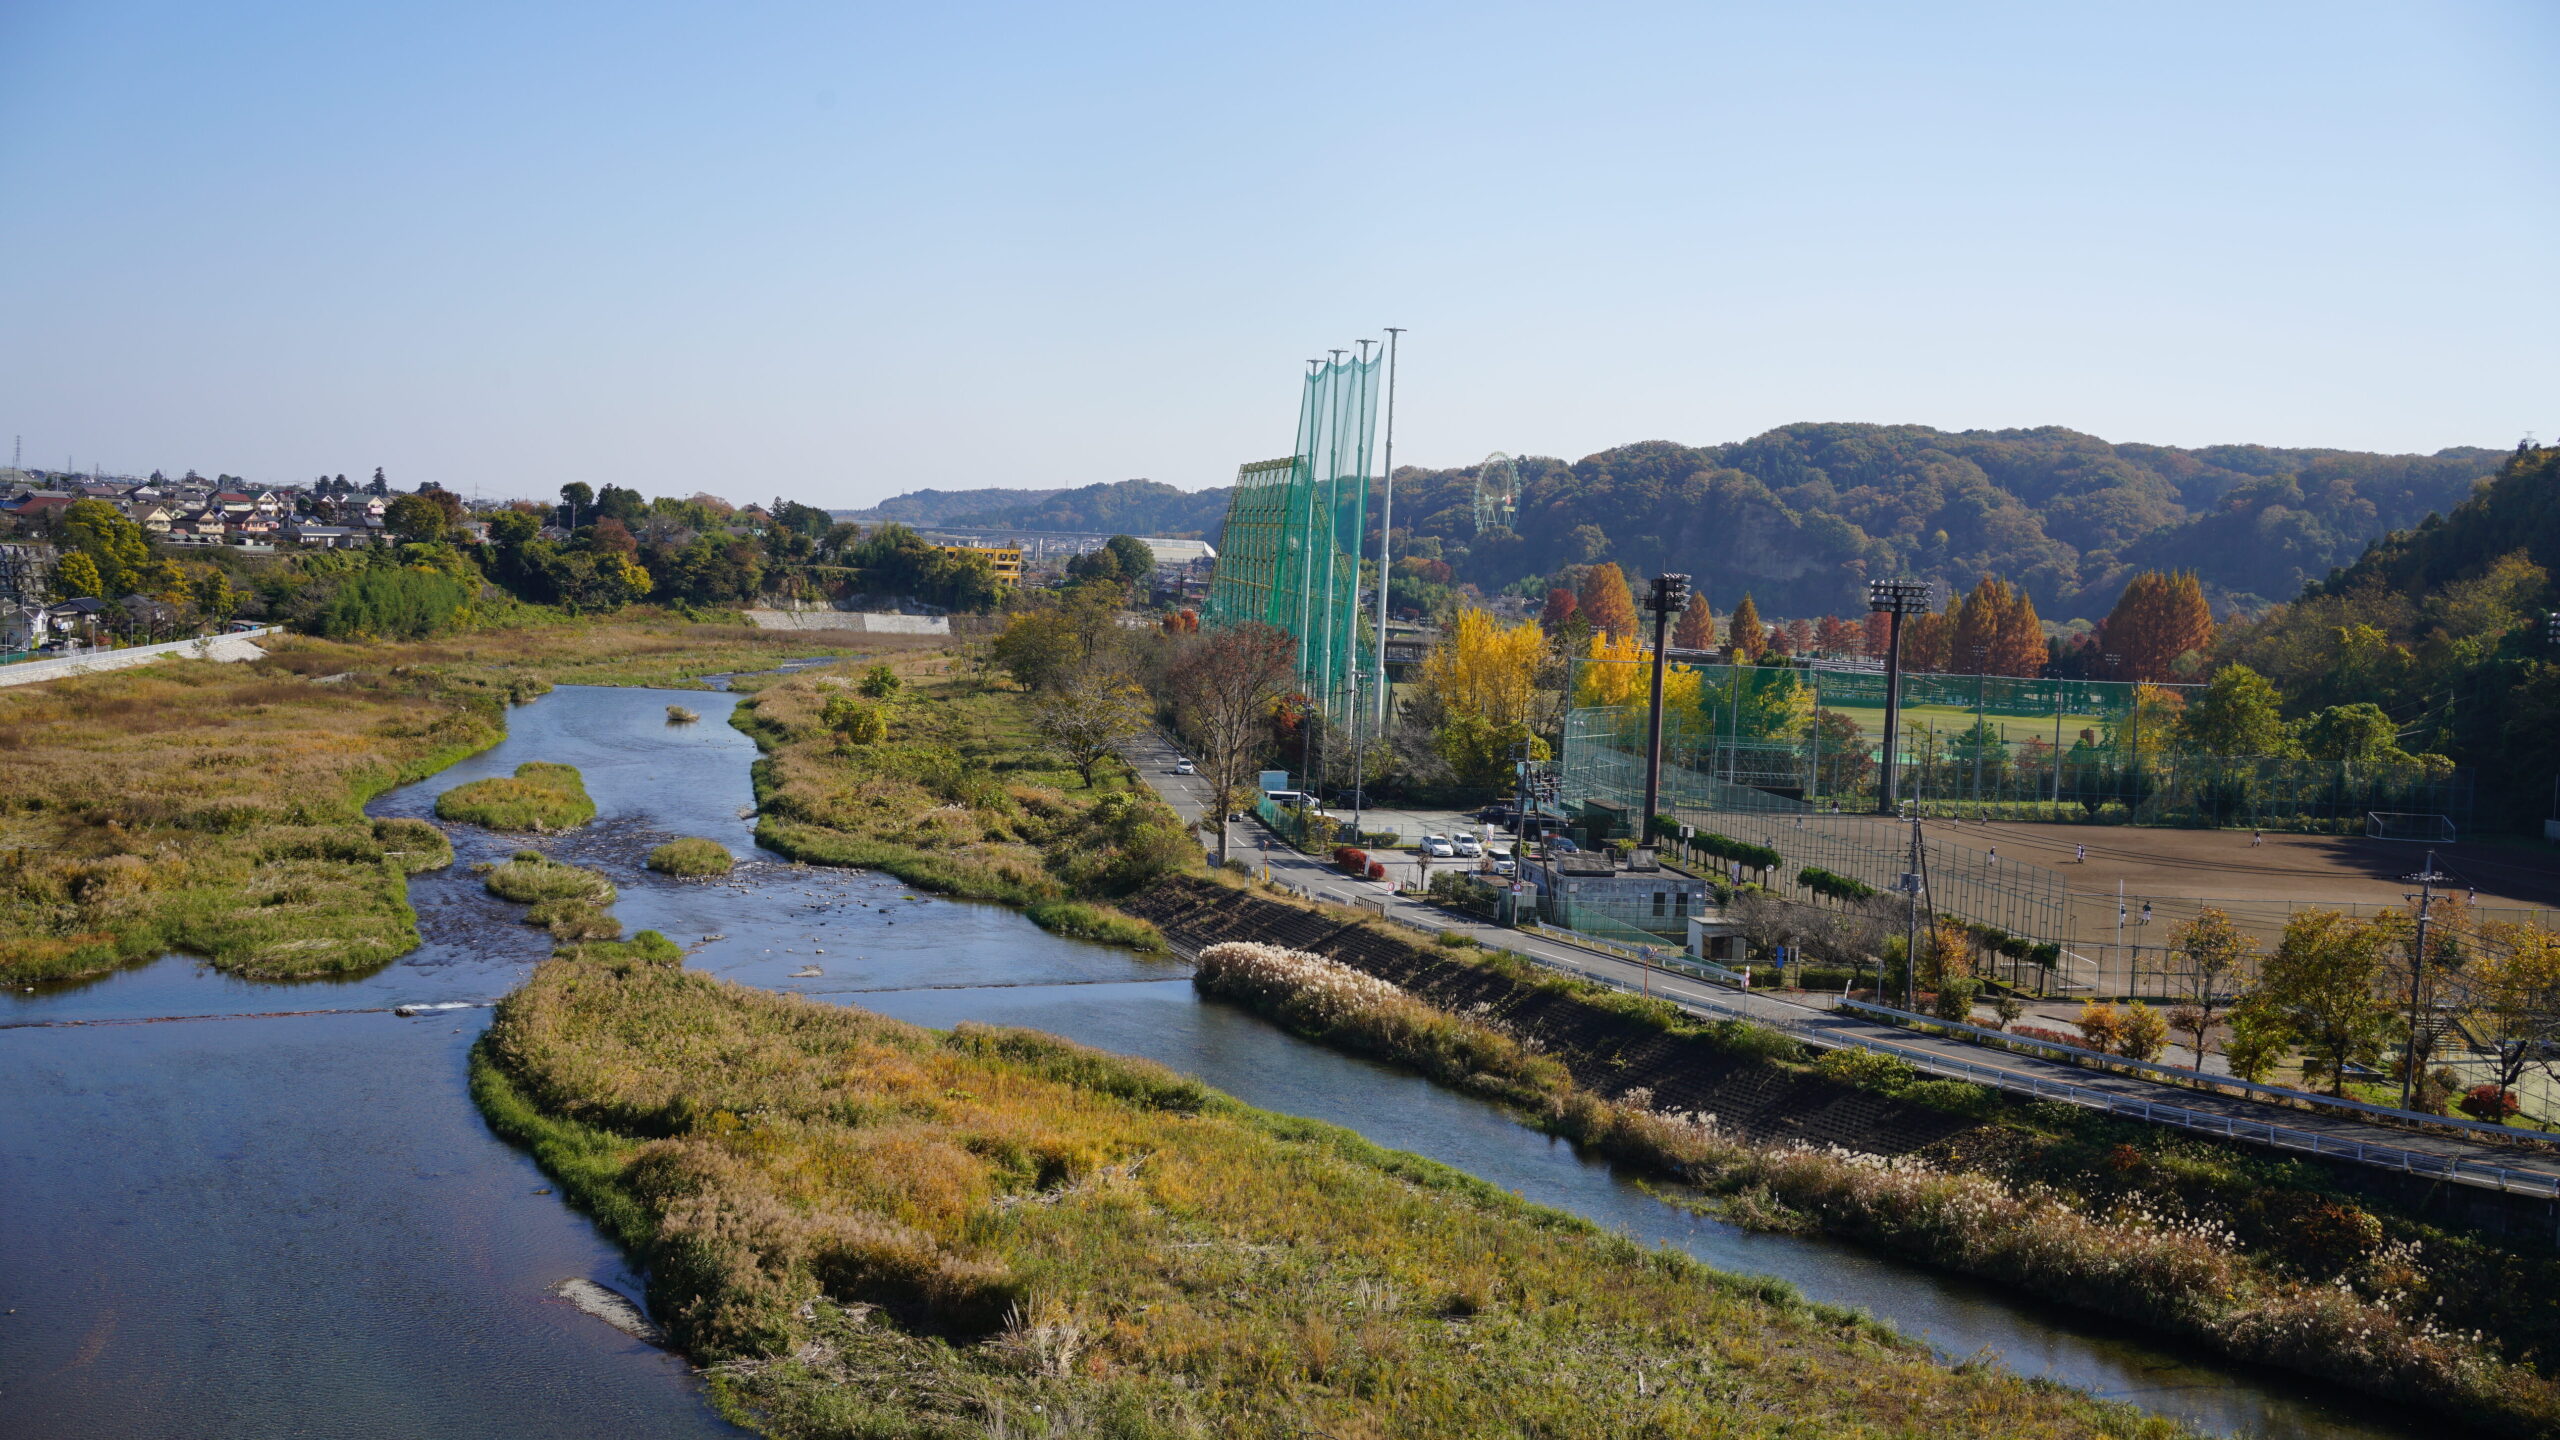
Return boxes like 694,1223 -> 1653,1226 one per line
0,628 -> 278,688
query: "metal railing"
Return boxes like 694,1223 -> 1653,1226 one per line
1835,997 -> 2560,1151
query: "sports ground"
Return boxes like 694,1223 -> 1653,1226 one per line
1937,817 -> 2560,911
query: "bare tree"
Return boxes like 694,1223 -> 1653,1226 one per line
1165,622 -> 1297,867
1031,668 -> 1152,788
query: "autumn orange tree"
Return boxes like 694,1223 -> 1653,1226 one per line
1671,593 -> 1717,650
2099,571 -> 2215,682
1949,577 -> 2048,676
1577,564 -> 1637,641
1728,593 -> 1766,662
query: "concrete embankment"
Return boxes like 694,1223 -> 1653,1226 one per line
0,627 -> 278,687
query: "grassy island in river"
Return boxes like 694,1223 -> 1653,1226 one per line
474,946 -> 2189,1440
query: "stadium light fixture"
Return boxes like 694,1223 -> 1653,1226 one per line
1639,573 -> 1693,841
1867,578 -> 1934,813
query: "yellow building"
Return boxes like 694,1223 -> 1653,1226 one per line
937,543 -> 1023,586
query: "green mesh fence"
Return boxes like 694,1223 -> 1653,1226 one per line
1563,658 -> 2471,829
1204,353 -> 1380,726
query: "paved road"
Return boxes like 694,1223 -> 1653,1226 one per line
1123,731 -> 2560,1194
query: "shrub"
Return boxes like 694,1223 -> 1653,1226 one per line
1024,899 -> 1164,952
485,852 -> 617,905
822,693 -> 888,744
1427,871 -> 1502,920
1694,831 -> 1782,871
1815,1046 -> 1915,1093
526,898 -> 622,941
369,816 -> 453,874
1366,861 -> 1386,880
554,929 -> 682,967
2455,1082 -> 2518,1124
1334,846 -> 1368,875
2075,1000 -> 2125,1053
306,564 -> 475,639
1795,866 -> 1876,902
2011,1025 -> 2082,1048
1931,977 -> 1980,1024
1795,966 -> 1857,991
647,837 -> 734,877
436,762 -> 597,832
666,705 -> 701,724
2117,1000 -> 2169,1062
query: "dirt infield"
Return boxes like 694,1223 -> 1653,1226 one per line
1930,817 -> 2560,911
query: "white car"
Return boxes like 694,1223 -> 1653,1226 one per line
1172,758 -> 1195,775
1420,834 -> 1456,858
1492,856 -> 1518,878
1451,834 -> 1483,858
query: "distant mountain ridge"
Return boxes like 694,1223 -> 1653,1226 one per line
838,425 -> 2503,621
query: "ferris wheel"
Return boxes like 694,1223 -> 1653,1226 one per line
1473,452 -> 1519,534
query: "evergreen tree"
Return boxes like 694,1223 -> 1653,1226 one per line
367,467 -> 389,496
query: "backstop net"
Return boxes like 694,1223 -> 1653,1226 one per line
1203,353 -> 1380,728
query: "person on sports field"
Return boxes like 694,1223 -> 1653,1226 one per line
2075,844 -> 2086,863
2252,830 -> 2263,846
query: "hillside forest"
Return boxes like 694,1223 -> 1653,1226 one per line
877,423 -> 2502,624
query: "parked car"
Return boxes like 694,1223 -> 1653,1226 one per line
1451,834 -> 1483,858
1492,856 -> 1518,878
1172,758 -> 1195,775
1546,836 -> 1580,854
1420,834 -> 1456,858
1474,804 -> 1519,825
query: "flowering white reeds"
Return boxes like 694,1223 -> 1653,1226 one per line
1192,934 -> 2560,1429
1194,942 -> 1409,1021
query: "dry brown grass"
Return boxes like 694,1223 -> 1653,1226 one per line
475,950 -> 2191,1440
0,619 -> 878,984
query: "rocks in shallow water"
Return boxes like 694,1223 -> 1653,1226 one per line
549,1278 -> 665,1345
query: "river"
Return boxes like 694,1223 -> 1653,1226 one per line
0,684 -> 2444,1439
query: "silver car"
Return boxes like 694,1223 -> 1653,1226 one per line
1420,834 -> 1456,858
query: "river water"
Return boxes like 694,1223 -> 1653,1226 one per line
0,684 -> 2441,1439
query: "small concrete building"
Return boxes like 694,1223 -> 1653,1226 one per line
1526,849 -> 1709,943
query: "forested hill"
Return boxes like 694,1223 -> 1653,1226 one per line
2310,443 -> 2560,601
836,479 -> 1232,538
842,425 -> 2501,621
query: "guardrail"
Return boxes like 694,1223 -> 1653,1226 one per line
1198,878 -> 2560,1199
1835,996 -> 2560,1152
1678,990 -> 2560,1199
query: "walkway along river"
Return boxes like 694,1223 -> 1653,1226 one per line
0,684 -> 2455,1439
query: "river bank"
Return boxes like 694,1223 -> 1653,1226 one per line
477,945 -> 2191,1440
0,619 -> 877,987
0,680 -> 2462,1440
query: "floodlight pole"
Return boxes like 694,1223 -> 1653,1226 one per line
2401,850 -> 2449,1110
1347,338 -> 1376,835
1640,574 -> 1690,844
1869,580 -> 1927,816
1375,329 -> 1403,743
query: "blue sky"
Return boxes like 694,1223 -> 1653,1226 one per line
3,1 -> 2553,507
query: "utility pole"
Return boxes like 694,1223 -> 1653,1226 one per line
1639,573 -> 1691,844
1869,579 -> 1932,815
1346,337 -> 1376,837
1902,806 -> 1926,1011
2401,849 -> 2451,1110
1374,328 -> 1403,743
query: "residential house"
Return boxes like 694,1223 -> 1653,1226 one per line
46,596 -> 108,645
132,504 -> 176,536
289,524 -> 363,549
2,603 -> 48,653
